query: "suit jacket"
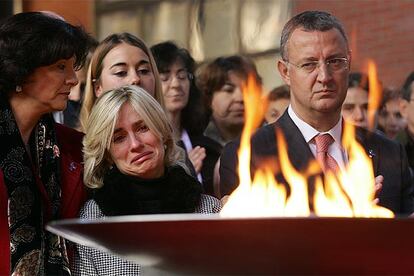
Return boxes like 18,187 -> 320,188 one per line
396,128 -> 414,170
0,123 -> 86,275
189,134 -> 222,196
220,111 -> 414,215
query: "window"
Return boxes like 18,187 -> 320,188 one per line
96,0 -> 291,90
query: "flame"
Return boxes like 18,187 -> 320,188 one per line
276,129 -> 310,216
220,74 -> 394,218
314,123 -> 394,217
367,60 -> 382,130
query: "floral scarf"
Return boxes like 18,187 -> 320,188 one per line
0,94 -> 70,275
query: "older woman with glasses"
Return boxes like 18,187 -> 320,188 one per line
74,85 -> 221,275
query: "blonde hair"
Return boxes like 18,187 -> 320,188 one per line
83,85 -> 185,189
79,33 -> 164,132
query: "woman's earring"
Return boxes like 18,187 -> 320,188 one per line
16,85 -> 22,93
164,144 -> 167,150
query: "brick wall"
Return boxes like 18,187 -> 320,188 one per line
293,0 -> 414,89
23,0 -> 94,34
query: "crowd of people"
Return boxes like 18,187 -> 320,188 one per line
0,9 -> 413,275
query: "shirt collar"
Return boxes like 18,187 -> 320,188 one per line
288,105 -> 343,144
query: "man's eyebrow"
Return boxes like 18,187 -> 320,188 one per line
326,53 -> 347,59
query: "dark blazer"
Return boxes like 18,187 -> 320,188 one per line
220,111 -> 414,215
188,134 -> 222,196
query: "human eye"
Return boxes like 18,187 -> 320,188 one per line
271,110 -> 279,118
136,124 -> 149,133
138,69 -> 150,75
177,70 -> 189,80
113,134 -> 126,144
137,66 -> 152,76
57,63 -> 66,71
379,110 -> 388,118
113,71 -> 127,77
222,85 -> 235,93
159,73 -> 170,82
395,112 -> 402,119
328,58 -> 347,70
300,62 -> 317,72
342,104 -> 354,111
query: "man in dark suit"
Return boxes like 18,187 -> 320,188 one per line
220,10 -> 414,215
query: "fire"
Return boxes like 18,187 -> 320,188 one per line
313,123 -> 394,217
220,74 -> 394,218
367,60 -> 382,130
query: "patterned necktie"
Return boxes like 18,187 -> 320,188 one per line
314,133 -> 339,173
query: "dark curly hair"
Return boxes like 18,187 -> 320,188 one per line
268,85 -> 290,101
348,72 -> 369,91
0,12 -> 92,94
196,55 -> 262,118
151,41 -> 207,135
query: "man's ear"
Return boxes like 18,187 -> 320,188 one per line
400,99 -> 409,120
347,50 -> 352,69
277,60 -> 290,86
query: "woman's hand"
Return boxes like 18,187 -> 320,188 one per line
221,195 -> 229,206
373,175 -> 383,205
188,146 -> 206,174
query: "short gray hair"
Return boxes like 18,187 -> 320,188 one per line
83,85 -> 187,189
280,10 -> 348,61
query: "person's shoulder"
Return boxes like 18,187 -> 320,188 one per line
55,123 -> 84,141
55,123 -> 84,160
357,127 -> 401,149
253,112 -> 291,140
222,112 -> 288,156
253,121 -> 278,138
395,129 -> 410,146
220,124 -> 274,157
196,194 -> 222,213
80,199 -> 105,219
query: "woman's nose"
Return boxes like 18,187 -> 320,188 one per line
66,67 -> 79,86
129,135 -> 143,150
234,86 -> 243,102
353,106 -> 365,121
130,72 -> 141,86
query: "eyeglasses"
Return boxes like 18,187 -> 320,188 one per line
285,57 -> 349,74
159,70 -> 193,82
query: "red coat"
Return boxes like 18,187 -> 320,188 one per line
0,124 -> 86,275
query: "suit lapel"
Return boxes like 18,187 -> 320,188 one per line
355,127 -> 379,174
277,112 -> 316,172
277,114 -> 380,174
